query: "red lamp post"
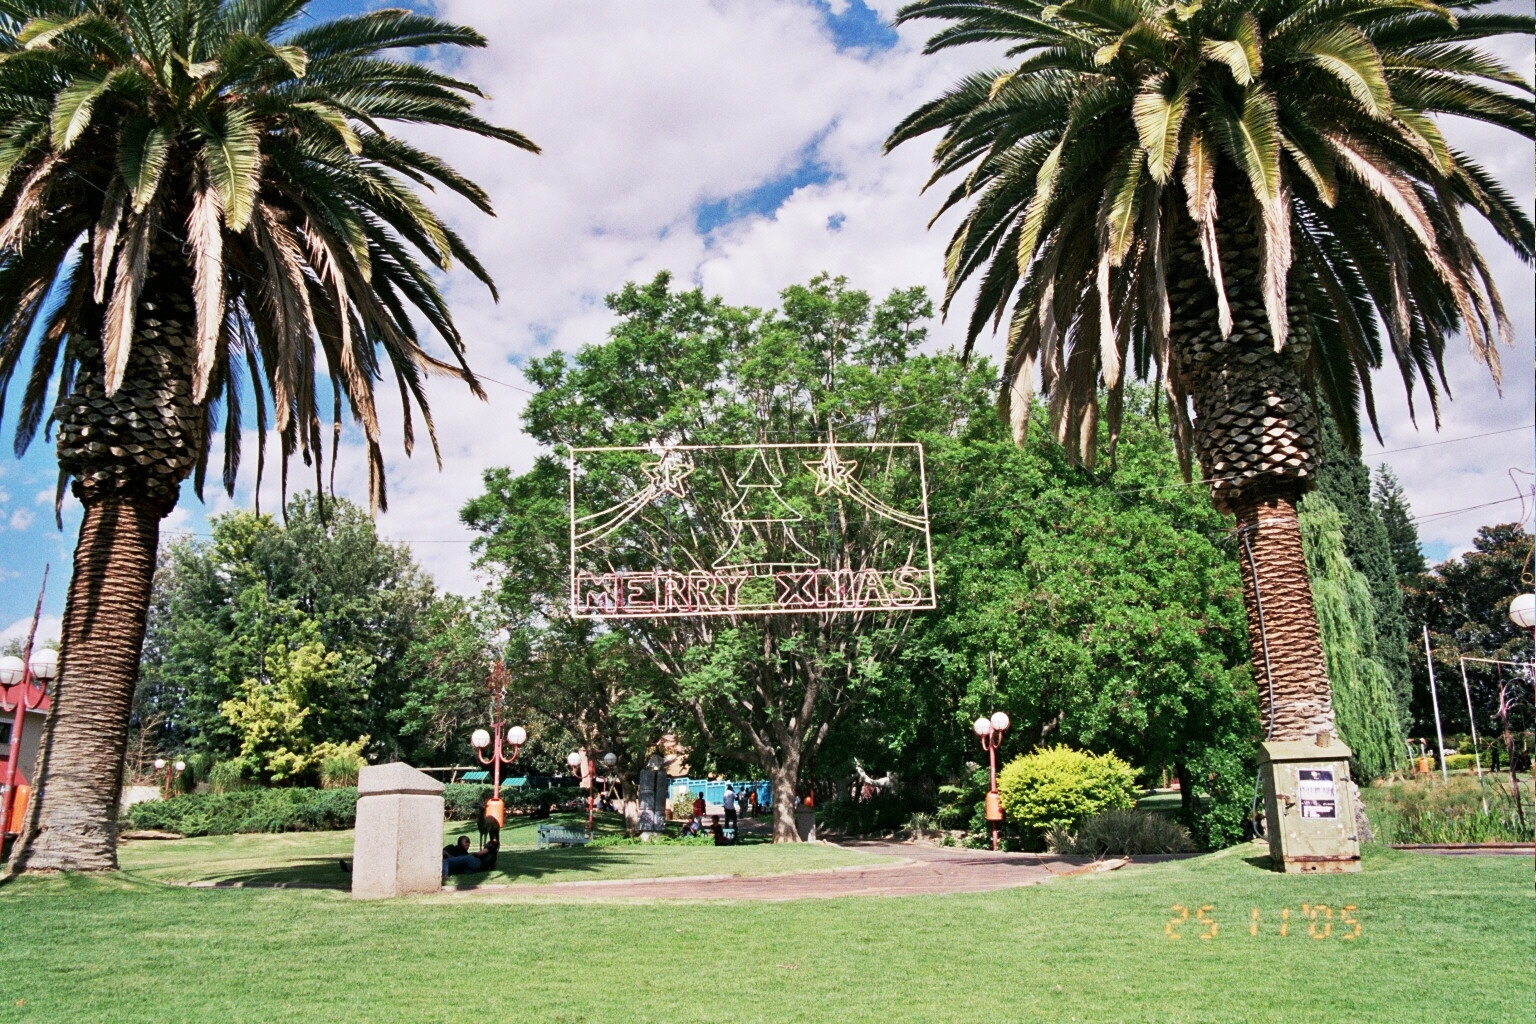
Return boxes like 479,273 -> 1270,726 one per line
471,723 -> 526,828
1,648 -> 57,837
568,749 -> 616,836
153,757 -> 186,800
470,662 -> 526,828
973,711 -> 1010,851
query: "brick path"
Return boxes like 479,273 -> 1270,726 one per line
445,842 -> 1125,901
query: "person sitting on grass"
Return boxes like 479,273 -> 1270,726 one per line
442,836 -> 481,880
710,815 -> 733,847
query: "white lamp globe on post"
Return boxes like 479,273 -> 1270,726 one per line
0,656 -> 23,686
507,726 -> 527,748
154,758 -> 166,770
1509,593 -> 1535,630
566,751 -> 583,769
470,728 -> 491,750
990,711 -> 1011,733
28,648 -> 58,681
973,717 -> 992,738
975,711 -> 1010,851
603,752 -> 617,768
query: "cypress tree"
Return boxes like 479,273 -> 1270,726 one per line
1298,496 -> 1407,781
1372,466 -> 1428,581
1312,410 -> 1415,725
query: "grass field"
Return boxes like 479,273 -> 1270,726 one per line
114,813 -> 888,888
3,837 -> 1530,1024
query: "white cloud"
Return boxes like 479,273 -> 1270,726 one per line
0,613 -> 61,647
8,509 -> 33,532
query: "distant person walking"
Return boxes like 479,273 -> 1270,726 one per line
691,791 -> 706,827
722,785 -> 737,829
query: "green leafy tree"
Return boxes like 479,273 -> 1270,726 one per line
465,273 -> 985,841
1298,494 -> 1406,781
882,388 -> 1259,846
888,0 -> 1532,752
1313,409 -> 1413,722
0,1 -> 535,872
135,494 -> 434,768
1373,465 -> 1428,581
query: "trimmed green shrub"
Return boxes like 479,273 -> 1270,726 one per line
997,745 -> 1139,836
442,784 -> 583,821
1443,754 -> 1480,772
124,788 -> 358,837
1045,808 -> 1196,856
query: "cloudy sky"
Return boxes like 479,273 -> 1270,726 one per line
1,0 -> 1532,642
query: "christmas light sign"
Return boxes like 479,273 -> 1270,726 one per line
568,442 -> 935,619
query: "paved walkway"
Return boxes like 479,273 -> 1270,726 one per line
446,842 -> 1126,901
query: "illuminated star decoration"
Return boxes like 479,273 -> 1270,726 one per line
804,444 -> 857,497
642,450 -> 695,498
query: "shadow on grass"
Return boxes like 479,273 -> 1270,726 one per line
149,856 -> 352,889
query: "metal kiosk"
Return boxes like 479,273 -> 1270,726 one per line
1259,731 -> 1361,873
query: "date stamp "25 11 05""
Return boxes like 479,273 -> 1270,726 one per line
1165,904 -> 1363,941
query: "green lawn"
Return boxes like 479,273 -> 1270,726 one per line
2,842 -> 1529,1023
115,813 -> 888,888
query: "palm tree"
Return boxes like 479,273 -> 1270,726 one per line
0,0 -> 535,871
887,0 -> 1532,744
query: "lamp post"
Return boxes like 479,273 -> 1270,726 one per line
470,662 -> 526,828
1,647 -> 58,835
569,749 -> 616,836
153,757 -> 186,800
973,711 -> 1010,851
471,723 -> 526,828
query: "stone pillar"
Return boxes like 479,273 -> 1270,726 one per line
351,762 -> 445,900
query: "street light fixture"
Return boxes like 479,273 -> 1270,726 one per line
1,647 -> 58,837
471,721 -> 526,828
153,757 -> 186,800
974,711 -> 1010,851
1509,593 -> 1535,630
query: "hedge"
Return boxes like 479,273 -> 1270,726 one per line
125,784 -> 586,838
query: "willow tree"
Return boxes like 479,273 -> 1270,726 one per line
888,0 -> 1532,742
0,0 -> 535,871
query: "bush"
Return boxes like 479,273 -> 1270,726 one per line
669,789 -> 695,820
996,745 -> 1139,836
1443,754 -> 1480,771
442,783 -> 584,821
1045,808 -> 1196,856
207,759 -> 253,794
817,790 -> 934,836
125,788 -> 359,837
317,739 -> 368,789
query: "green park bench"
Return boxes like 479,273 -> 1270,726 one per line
536,824 -> 592,849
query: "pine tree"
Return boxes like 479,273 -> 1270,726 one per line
1313,410 -> 1414,726
1373,466 -> 1429,582
1299,496 -> 1407,782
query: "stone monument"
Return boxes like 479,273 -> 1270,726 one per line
351,762 -> 445,899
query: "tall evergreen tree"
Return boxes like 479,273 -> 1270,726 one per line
1373,466 -> 1428,581
1313,409 -> 1413,723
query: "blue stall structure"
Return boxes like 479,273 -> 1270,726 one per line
668,778 -> 771,813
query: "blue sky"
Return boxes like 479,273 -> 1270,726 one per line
1,0 -> 1531,640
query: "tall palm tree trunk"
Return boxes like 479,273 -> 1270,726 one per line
1169,205 -> 1334,743
8,254 -> 199,873
8,497 -> 161,871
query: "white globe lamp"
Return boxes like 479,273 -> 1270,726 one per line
470,729 -> 491,750
1509,593 -> 1535,630
0,656 -> 23,686
28,648 -> 58,680
567,751 -> 583,768
972,716 -> 992,737
990,711 -> 1011,733
507,725 -> 527,747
